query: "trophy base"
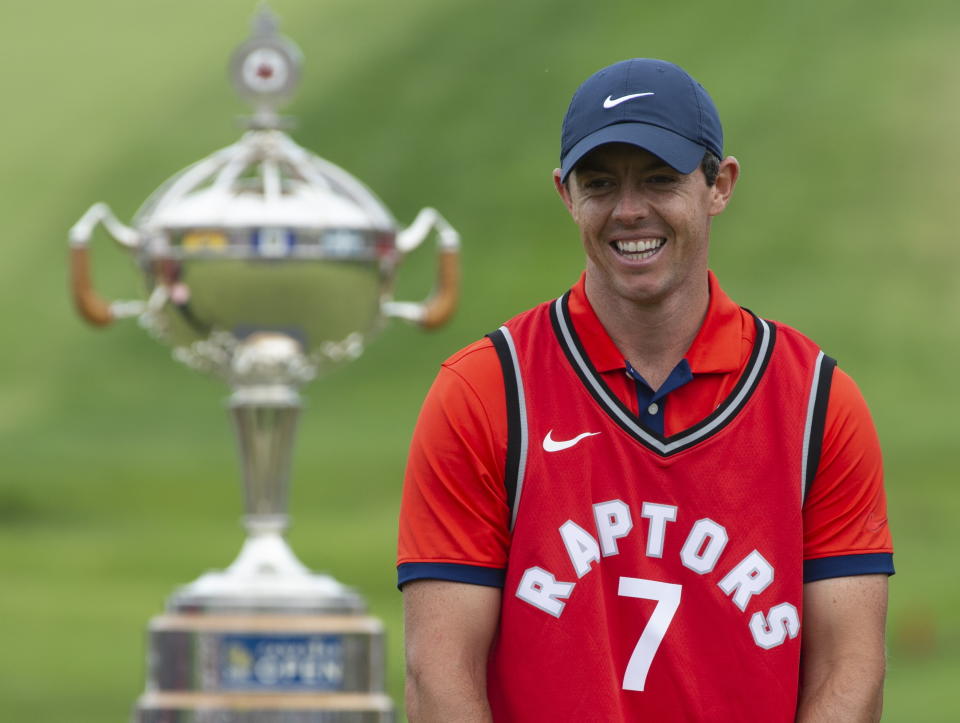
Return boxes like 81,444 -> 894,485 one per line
134,613 -> 392,722
169,532 -> 365,615
137,691 -> 393,723
134,534 -> 393,722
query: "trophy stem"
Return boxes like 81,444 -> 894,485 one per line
165,336 -> 364,614
230,383 -> 301,537
221,383 -> 315,581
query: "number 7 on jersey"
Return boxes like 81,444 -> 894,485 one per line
617,577 -> 683,691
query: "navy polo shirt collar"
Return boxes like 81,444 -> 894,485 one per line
624,358 -> 694,435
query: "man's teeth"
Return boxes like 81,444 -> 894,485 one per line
615,238 -> 665,259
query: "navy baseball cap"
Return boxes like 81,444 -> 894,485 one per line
560,58 -> 723,181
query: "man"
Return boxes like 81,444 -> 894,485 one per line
397,58 -> 893,721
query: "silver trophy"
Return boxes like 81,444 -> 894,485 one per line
69,8 -> 459,722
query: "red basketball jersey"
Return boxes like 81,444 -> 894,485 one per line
484,292 -> 831,721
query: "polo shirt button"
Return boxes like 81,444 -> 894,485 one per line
647,402 -> 659,415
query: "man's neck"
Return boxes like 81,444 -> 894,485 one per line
584,274 -> 710,391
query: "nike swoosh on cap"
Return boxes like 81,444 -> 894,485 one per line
543,430 -> 601,452
603,92 -> 655,109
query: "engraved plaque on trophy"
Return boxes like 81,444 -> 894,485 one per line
68,8 -> 459,721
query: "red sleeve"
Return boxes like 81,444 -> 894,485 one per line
803,367 -> 893,561
397,339 -> 511,571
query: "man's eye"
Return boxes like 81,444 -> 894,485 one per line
648,175 -> 676,184
584,178 -> 613,189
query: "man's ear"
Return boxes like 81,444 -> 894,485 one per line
709,156 -> 740,216
553,168 -> 575,214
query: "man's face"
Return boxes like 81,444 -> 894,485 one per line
554,143 -> 738,311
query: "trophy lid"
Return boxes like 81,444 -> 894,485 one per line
133,5 -> 397,241
133,130 -> 397,235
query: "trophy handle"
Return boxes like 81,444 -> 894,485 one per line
383,207 -> 461,329
68,203 -> 146,326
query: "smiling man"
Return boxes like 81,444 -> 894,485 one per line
398,59 -> 893,722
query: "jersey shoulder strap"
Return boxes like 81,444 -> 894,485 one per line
486,325 -> 528,530
802,351 -> 837,504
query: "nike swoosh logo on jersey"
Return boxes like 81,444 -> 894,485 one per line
542,430 -> 601,452
603,92 -> 655,109
866,512 -> 888,532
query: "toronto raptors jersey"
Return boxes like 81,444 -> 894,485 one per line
483,291 -> 836,722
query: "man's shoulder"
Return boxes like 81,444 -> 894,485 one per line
442,337 -> 497,370
442,296 -> 558,371
760,317 -> 872,420
762,315 -> 830,357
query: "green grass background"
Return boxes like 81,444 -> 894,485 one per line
2,0 -> 958,720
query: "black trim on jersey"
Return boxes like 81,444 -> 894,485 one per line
803,354 -> 837,502
487,328 -> 522,514
548,292 -> 777,457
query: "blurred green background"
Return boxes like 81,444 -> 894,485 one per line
1,0 -> 957,720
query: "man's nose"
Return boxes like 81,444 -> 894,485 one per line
612,187 -> 651,224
